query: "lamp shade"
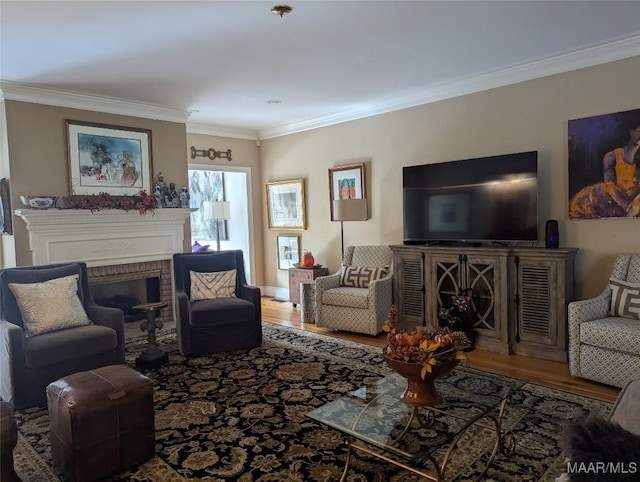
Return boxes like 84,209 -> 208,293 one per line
333,199 -> 367,221
203,201 -> 231,220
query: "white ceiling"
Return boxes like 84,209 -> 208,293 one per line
1,1 -> 639,139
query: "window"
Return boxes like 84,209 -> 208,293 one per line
189,169 -> 228,242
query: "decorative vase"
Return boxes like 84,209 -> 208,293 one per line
302,251 -> 315,267
384,355 -> 457,407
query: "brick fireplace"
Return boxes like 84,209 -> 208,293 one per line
88,260 -> 173,324
14,208 -> 193,323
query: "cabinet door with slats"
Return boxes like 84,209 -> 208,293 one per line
393,249 -> 424,327
513,258 -> 557,347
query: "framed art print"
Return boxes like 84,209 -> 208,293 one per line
66,120 -> 153,196
568,109 -> 640,219
328,163 -> 365,220
277,234 -> 300,270
266,179 -> 306,230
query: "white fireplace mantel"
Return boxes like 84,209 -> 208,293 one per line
15,208 -> 194,267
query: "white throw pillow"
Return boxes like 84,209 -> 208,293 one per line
8,274 -> 92,338
190,269 -> 237,301
609,277 -> 640,320
340,265 -> 388,288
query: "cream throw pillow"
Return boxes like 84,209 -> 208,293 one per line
609,278 -> 640,320
8,274 -> 92,338
190,269 -> 237,301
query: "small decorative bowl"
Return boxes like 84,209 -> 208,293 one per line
20,195 -> 58,210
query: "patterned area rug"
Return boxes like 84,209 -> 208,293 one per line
13,323 -> 611,481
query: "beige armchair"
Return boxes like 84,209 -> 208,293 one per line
568,254 -> 640,388
315,245 -> 393,336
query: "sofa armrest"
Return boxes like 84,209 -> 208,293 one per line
0,320 -> 26,406
175,290 -> 190,329
567,292 -> 610,377
174,289 -> 194,352
609,379 -> 640,435
84,303 -> 125,356
315,273 -> 341,296
239,284 -> 262,325
568,293 -> 611,326
239,283 -> 261,306
368,274 -> 393,303
369,274 -> 394,331
85,303 -> 124,330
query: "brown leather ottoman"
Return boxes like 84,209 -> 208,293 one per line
46,365 -> 155,482
0,401 -> 19,482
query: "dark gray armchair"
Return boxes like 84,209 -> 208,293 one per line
0,262 -> 125,408
173,250 -> 262,356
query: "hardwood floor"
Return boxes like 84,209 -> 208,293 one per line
261,297 -> 620,403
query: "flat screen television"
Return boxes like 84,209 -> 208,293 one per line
403,151 -> 538,245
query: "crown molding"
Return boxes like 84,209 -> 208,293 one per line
186,122 -> 258,140
0,81 -> 192,123
258,35 -> 640,139
2,35 -> 638,140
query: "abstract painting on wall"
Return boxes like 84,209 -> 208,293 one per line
568,108 -> 640,219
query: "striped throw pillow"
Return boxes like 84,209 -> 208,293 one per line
609,278 -> 640,320
340,265 -> 388,288
190,270 -> 237,301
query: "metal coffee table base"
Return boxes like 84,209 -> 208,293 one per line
340,396 -> 516,482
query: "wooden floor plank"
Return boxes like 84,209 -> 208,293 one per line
262,297 -> 620,403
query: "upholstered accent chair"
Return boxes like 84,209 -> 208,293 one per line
315,245 -> 393,336
559,378 -> 640,480
173,250 -> 262,356
568,254 -> 640,388
0,262 -> 125,408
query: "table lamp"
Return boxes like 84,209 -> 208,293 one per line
203,201 -> 231,251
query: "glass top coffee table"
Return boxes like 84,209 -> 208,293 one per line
307,368 -> 527,481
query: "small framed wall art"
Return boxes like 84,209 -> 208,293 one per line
266,179 -> 306,230
277,234 -> 300,270
328,163 -> 365,221
65,120 -> 153,196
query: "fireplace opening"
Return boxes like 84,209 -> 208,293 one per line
89,270 -> 161,323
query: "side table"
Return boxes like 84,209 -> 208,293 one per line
134,301 -> 169,369
288,266 -> 329,307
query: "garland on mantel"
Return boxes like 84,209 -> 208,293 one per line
61,191 -> 156,214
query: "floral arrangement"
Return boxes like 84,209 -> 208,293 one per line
383,304 -> 471,379
61,190 -> 156,214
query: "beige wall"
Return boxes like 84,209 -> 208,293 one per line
260,57 -> 640,299
186,133 -> 264,285
4,101 -> 188,266
3,57 -> 639,298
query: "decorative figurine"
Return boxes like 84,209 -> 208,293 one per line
179,186 -> 190,208
165,182 -> 179,208
154,187 -> 164,208
154,172 -> 169,208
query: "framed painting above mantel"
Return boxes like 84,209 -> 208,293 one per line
65,120 -> 153,196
